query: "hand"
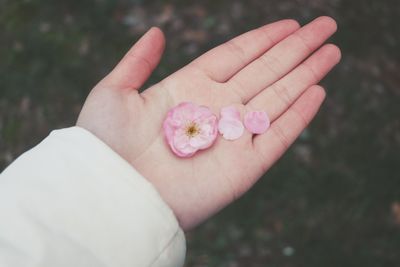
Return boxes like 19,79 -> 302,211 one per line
77,16 -> 341,230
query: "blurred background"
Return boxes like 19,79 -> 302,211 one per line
1,0 -> 399,266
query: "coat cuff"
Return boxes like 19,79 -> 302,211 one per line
0,126 -> 185,267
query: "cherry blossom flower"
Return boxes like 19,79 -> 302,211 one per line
163,102 -> 218,157
218,106 -> 244,140
244,111 -> 270,134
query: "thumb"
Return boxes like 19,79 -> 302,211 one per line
100,27 -> 165,90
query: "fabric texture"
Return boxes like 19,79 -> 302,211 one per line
0,127 -> 186,267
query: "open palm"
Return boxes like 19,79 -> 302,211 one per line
77,16 -> 340,230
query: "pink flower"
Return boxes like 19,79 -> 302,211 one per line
244,111 -> 270,134
163,102 -> 218,157
218,106 -> 244,140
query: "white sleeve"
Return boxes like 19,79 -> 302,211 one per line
0,127 -> 186,267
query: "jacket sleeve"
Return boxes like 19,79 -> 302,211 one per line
0,127 -> 186,267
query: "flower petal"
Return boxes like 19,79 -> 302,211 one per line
192,105 -> 214,121
171,102 -> 197,124
218,106 -> 244,140
171,130 -> 196,157
244,111 -> 270,134
218,118 -> 244,140
220,106 -> 241,120
189,134 -> 210,148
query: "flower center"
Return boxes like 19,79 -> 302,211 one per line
185,122 -> 200,137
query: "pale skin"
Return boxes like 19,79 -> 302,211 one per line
77,16 -> 341,230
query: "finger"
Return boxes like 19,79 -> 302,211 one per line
247,43 -> 340,120
100,27 -> 165,90
251,85 -> 326,175
227,16 -> 337,103
190,19 -> 300,82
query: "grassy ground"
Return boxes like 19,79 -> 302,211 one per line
1,0 -> 399,266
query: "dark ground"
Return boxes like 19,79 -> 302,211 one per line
1,0 -> 400,266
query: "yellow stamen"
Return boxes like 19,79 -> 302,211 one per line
185,122 -> 200,137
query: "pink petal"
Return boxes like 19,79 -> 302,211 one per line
195,114 -> 217,130
170,102 -> 197,124
189,134 -> 210,148
171,130 -> 196,157
193,105 -> 214,121
218,106 -> 244,140
220,106 -> 241,120
197,124 -> 218,149
218,118 -> 244,140
244,111 -> 270,134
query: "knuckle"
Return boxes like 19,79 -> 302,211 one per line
292,32 -> 313,54
226,40 -> 247,64
259,54 -> 281,77
271,82 -> 292,106
258,27 -> 275,46
271,124 -> 291,149
302,63 -> 319,83
289,107 -> 309,129
128,54 -> 152,74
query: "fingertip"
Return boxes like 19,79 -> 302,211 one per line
309,84 -> 326,101
149,26 -> 163,33
283,19 -> 301,29
263,18 -> 300,33
148,27 -> 165,42
276,18 -> 301,31
315,16 -> 338,32
142,26 -> 166,52
100,26 -> 166,90
328,43 -> 342,63
321,43 -> 342,63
